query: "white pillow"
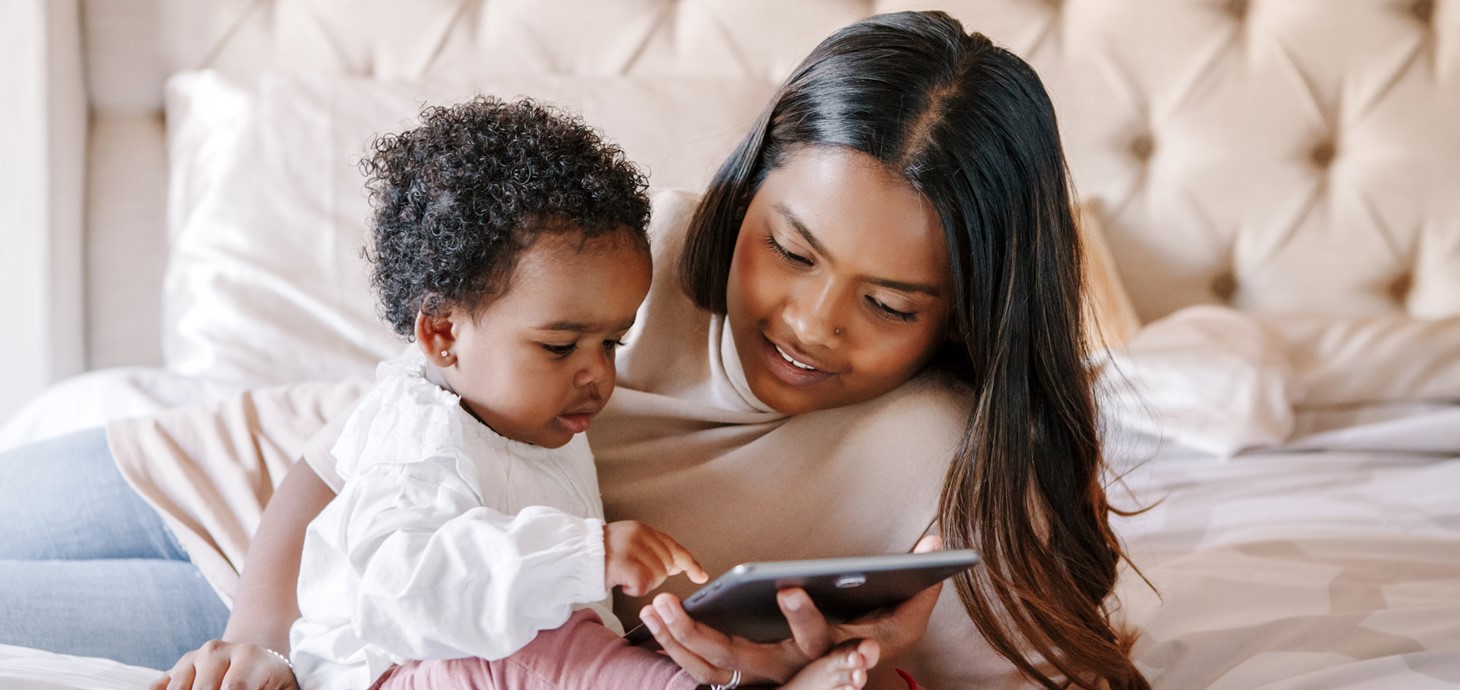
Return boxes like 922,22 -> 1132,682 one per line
162,70 -> 774,386
1252,314 -> 1460,407
1099,305 -> 1300,458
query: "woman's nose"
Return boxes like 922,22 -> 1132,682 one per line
785,278 -> 842,347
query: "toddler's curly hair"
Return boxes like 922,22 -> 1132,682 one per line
361,96 -> 651,337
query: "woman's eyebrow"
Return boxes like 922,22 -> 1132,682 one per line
774,202 -> 832,258
773,202 -> 942,298
870,277 -> 942,297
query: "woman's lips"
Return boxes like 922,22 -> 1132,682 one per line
760,334 -> 834,386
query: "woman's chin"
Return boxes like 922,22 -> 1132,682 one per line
746,369 -> 837,416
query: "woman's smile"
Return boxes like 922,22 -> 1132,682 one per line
761,333 -> 836,385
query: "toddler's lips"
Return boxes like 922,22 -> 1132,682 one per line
557,413 -> 594,433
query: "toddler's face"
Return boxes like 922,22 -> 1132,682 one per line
437,230 -> 651,448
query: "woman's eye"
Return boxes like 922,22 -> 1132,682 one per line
603,338 -> 626,352
542,343 -> 577,357
763,235 -> 812,266
867,296 -> 917,322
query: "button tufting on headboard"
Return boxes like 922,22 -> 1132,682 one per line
1129,133 -> 1156,162
1309,139 -> 1337,169
66,0 -> 1460,375
1212,272 -> 1239,303
1411,0 -> 1435,24
1389,272 -> 1414,304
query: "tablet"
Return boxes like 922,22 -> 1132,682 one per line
625,549 -> 979,645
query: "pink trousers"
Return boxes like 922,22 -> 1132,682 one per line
371,609 -> 699,690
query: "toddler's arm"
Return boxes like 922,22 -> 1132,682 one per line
299,457 -> 608,662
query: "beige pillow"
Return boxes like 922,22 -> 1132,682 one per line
1079,202 -> 1142,349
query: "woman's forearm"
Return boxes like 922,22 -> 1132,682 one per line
222,459 -> 335,653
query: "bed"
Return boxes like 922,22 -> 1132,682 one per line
2,0 -> 1458,688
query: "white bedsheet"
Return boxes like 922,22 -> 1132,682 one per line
0,644 -> 159,689
1114,421 -> 1460,688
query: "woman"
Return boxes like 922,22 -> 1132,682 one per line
0,11 -> 1144,689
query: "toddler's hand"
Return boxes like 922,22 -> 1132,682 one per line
604,520 -> 709,596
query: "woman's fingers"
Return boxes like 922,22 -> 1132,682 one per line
912,533 -> 944,554
778,587 -> 833,659
152,641 -> 298,690
834,533 -> 946,655
640,606 -> 735,687
884,577 -> 942,644
839,577 -> 943,660
780,536 -> 946,664
158,652 -> 199,690
155,664 -> 189,690
189,657 -> 229,690
648,592 -> 807,684
650,593 -> 739,669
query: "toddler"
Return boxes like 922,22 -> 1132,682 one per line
287,97 -> 875,690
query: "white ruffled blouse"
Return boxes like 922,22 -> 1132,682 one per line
289,348 -> 613,690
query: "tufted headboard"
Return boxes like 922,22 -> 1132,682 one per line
29,0 -> 1460,391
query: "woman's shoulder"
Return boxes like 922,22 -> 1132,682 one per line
792,372 -> 972,466
851,371 -> 971,428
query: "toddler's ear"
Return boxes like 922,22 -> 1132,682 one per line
415,308 -> 458,367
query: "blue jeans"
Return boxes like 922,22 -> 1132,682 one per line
0,428 -> 232,671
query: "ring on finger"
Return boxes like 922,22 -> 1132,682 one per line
710,669 -> 741,690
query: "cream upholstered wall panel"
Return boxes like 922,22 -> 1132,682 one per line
77,0 -> 1460,372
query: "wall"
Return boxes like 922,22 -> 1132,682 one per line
0,0 -> 87,423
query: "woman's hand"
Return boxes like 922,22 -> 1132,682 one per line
151,460 -> 335,690
150,640 -> 297,690
639,535 -> 945,686
605,520 -> 710,597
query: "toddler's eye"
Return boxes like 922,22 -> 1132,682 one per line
542,343 -> 577,357
603,339 -> 627,351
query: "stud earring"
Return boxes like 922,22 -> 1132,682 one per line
440,350 -> 451,359
834,328 -> 842,336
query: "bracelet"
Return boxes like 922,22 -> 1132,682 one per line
262,646 -> 294,671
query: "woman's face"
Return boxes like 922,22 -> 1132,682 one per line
726,146 -> 953,415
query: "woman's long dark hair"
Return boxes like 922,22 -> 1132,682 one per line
680,11 -> 1147,689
